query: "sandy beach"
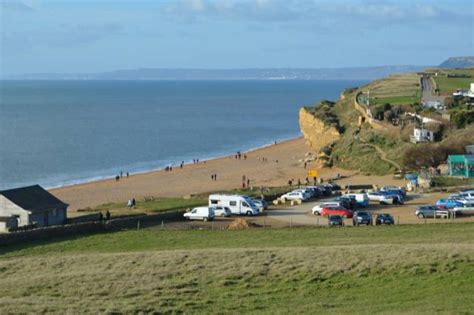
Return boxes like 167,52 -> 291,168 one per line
52,138 -> 325,210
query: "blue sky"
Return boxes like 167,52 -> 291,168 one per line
1,0 -> 473,75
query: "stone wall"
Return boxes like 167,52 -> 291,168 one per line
0,210 -> 185,247
299,108 -> 341,153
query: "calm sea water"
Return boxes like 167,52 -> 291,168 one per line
0,80 -> 364,190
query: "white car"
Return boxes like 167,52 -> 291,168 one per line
312,202 -> 343,215
281,191 -> 311,201
183,207 -> 215,221
211,206 -> 232,217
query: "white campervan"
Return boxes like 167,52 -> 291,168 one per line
208,194 -> 259,216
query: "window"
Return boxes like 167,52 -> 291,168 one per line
242,202 -> 249,207
230,201 -> 237,206
210,199 -> 218,204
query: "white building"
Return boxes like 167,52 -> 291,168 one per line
411,128 -> 435,143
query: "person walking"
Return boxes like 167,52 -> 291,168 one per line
105,210 -> 111,221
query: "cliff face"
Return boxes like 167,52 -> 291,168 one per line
299,107 -> 341,153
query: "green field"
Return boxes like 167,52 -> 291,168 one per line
370,95 -> 419,105
434,76 -> 473,94
1,224 -> 473,313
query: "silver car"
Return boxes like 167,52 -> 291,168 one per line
416,205 -> 449,219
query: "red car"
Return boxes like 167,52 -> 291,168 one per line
321,206 -> 353,218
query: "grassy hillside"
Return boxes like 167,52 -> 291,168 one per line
1,224 -> 473,313
363,73 -> 421,105
432,68 -> 474,94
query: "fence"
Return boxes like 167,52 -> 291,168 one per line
0,210 -> 185,247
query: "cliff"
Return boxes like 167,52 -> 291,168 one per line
299,107 -> 341,153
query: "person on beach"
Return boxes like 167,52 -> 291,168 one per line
304,162 -> 307,169
98,212 -> 103,222
211,174 -> 214,181
247,178 -> 250,187
214,174 -> 217,181
244,154 -> 247,160
132,198 -> 136,207
297,179 -> 301,187
115,175 -> 120,182
106,210 -> 111,221
120,171 -> 123,178
126,172 -> 129,178
288,179 -> 292,186
127,199 -> 132,208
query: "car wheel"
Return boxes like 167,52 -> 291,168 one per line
417,213 -> 425,219
246,211 -> 252,216
203,217 -> 208,222
221,213 -> 225,217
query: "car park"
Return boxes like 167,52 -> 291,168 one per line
352,211 -> 372,226
375,213 -> 395,225
312,201 -> 345,215
328,215 -> 344,227
321,206 -> 353,218
415,205 -> 449,219
184,207 -> 215,221
211,206 -> 232,217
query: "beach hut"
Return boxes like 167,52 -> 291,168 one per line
0,185 -> 68,228
448,155 -> 474,178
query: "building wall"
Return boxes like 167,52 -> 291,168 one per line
29,207 -> 67,227
0,196 -> 29,226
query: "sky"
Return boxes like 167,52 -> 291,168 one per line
0,0 -> 473,75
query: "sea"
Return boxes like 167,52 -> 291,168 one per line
0,80 -> 365,190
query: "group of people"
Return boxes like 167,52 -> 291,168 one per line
127,198 -> 136,208
192,158 -> 200,164
241,175 -> 250,188
257,157 -> 269,162
210,174 -> 218,181
234,151 -> 247,160
165,165 -> 173,172
115,171 -> 130,182
98,210 -> 111,222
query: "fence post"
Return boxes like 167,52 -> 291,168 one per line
397,216 -> 400,225
161,220 -> 164,230
290,218 -> 293,229
317,217 -> 319,226
137,220 -> 140,231
264,220 -> 266,228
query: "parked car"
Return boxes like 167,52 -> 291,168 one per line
367,191 -> 403,205
183,207 -> 215,221
380,186 -> 406,198
375,213 -> 395,225
415,205 -> 449,219
211,206 -> 232,217
321,206 -> 353,218
328,215 -> 344,227
344,193 -> 369,207
312,201 -> 345,215
324,182 -> 341,191
303,186 -> 322,198
335,195 -> 357,209
452,202 -> 474,216
281,190 -> 311,201
251,198 -> 268,210
352,211 -> 372,226
435,198 -> 464,209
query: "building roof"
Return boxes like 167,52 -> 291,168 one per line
0,185 -> 68,212
448,155 -> 474,164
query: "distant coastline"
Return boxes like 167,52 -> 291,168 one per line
2,65 -> 428,81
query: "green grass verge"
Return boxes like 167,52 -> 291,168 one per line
434,76 -> 473,94
1,224 -> 473,313
432,176 -> 474,187
370,95 -> 419,105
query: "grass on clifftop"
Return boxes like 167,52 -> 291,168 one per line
1,224 -> 473,313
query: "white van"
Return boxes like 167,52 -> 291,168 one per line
183,207 -> 215,221
344,193 -> 369,207
209,194 -> 259,216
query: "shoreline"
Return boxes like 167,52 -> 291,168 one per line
52,136 -> 336,211
44,134 -> 301,191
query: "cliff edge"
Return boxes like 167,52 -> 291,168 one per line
299,107 -> 341,153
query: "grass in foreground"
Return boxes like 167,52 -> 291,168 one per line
1,224 -> 473,313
